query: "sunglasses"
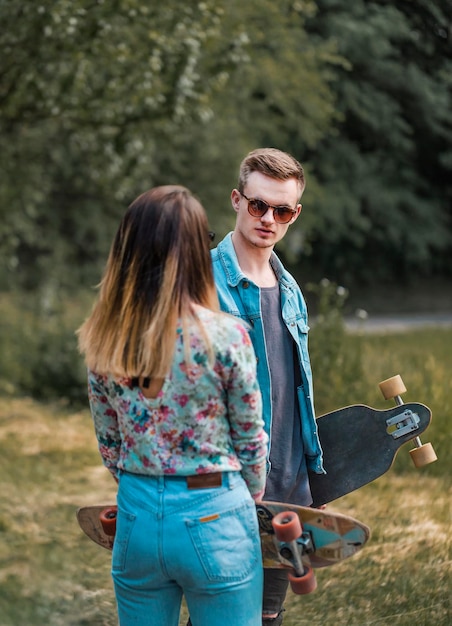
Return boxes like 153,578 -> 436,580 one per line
240,192 -> 298,224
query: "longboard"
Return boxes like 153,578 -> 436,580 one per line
77,500 -> 370,595
309,375 -> 437,507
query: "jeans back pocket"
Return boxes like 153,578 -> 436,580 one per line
186,500 -> 260,582
112,509 -> 137,573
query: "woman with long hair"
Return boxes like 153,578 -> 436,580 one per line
77,185 -> 268,626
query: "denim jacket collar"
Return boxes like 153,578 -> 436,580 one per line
217,232 -> 292,290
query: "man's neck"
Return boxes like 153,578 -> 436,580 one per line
231,231 -> 277,288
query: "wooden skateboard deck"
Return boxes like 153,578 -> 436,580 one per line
77,501 -> 370,593
77,504 -> 116,551
77,501 -> 369,563
256,501 -> 369,569
309,399 -> 433,507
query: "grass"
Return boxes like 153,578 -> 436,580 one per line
0,328 -> 450,625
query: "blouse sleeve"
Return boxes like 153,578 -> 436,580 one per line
87,370 -> 121,480
223,322 -> 268,499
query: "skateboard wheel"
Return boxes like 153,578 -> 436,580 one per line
288,566 -> 317,595
410,442 -> 437,467
272,511 -> 302,542
379,375 -> 407,400
99,506 -> 117,536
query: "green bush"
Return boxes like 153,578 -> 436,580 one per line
0,291 -> 90,405
2,280 -> 360,409
308,278 -> 365,412
0,280 -> 368,408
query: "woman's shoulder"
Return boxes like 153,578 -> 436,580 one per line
194,306 -> 251,343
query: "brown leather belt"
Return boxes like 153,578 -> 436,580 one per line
186,473 -> 223,489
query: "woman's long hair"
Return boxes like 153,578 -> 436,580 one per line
77,185 -> 219,377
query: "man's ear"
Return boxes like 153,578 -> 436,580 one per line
231,189 -> 241,213
290,204 -> 302,224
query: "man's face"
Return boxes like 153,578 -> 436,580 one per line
231,171 -> 302,250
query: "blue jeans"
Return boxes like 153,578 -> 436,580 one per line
112,471 -> 263,626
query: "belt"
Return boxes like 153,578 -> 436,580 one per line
186,472 -> 223,489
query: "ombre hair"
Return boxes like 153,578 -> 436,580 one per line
238,148 -> 305,199
77,185 -> 219,377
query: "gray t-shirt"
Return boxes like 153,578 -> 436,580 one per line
260,284 -> 312,506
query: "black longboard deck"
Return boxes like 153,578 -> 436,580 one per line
309,402 -> 432,507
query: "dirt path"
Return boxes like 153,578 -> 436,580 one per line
344,312 -> 452,333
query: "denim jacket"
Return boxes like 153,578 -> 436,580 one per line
211,233 -> 324,475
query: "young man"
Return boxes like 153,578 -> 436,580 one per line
211,148 -> 324,625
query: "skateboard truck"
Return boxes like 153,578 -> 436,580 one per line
271,511 -> 317,594
386,409 -> 421,439
279,530 -> 315,561
379,375 -> 437,467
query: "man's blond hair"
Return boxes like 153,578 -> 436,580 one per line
238,148 -> 305,199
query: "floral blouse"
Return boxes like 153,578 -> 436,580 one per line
87,306 -> 268,498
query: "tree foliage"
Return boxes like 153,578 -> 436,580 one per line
0,0 -> 339,293
303,0 -> 452,284
0,0 -> 251,289
0,0 -> 450,297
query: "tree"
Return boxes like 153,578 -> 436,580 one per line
0,0 -> 251,290
0,0 -> 339,292
303,0 -> 452,284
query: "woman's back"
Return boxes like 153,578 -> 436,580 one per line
88,306 -> 266,497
